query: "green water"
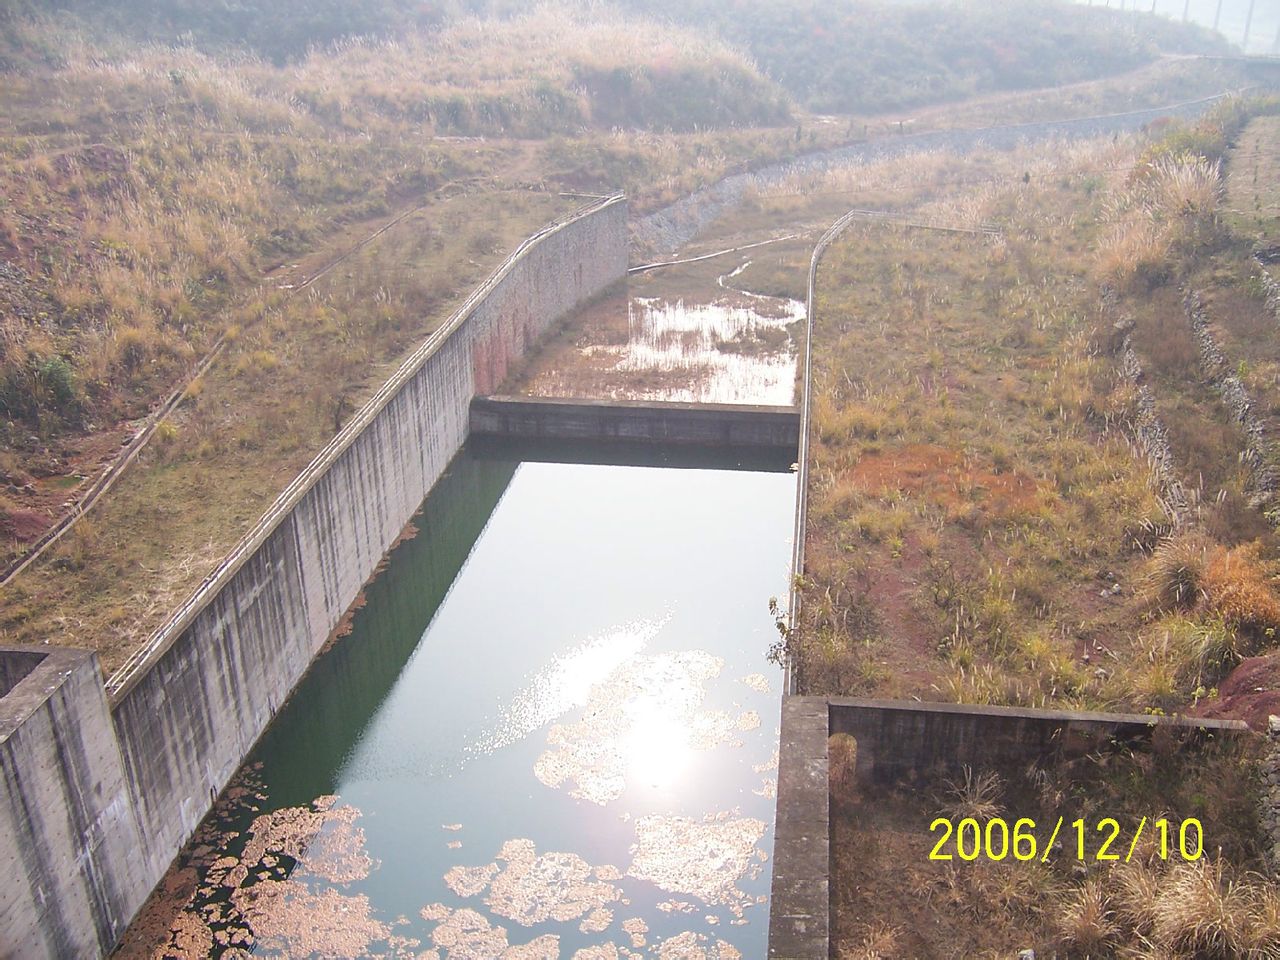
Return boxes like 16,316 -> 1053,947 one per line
143,442 -> 794,959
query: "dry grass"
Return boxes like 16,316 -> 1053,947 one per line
938,766 -> 1004,822
829,732 -> 859,802
797,98 -> 1280,719
811,94 -> 1280,960
792,133 -> 1174,708
838,922 -> 902,960
286,4 -> 789,136
0,189 -> 573,672
1224,115 -> 1280,246
1099,151 -> 1224,290
1145,532 -> 1211,610
833,742 -> 1268,960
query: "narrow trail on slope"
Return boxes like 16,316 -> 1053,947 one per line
0,174 -> 547,589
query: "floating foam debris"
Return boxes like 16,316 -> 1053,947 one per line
571,948 -> 614,960
622,917 -> 648,948
230,881 -> 390,957
443,823 -> 464,832
443,839 -> 624,928
657,900 -> 697,914
752,777 -> 777,799
232,799 -> 376,886
448,840 -> 464,850
420,906 -> 562,959
428,908 -> 510,958
739,674 -> 771,694
486,839 -> 623,926
651,930 -> 743,960
752,749 -> 779,774
444,863 -> 499,899
579,906 -> 613,934
627,814 -> 766,914
505,935 -> 560,960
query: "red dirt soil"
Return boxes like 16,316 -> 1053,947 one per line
1193,652 -> 1280,731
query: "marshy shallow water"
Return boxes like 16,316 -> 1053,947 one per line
120,443 -> 795,959
518,259 -> 804,407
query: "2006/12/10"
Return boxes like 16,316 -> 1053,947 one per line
928,816 -> 1204,863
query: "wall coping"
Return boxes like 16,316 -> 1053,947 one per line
0,645 -> 94,741
475,394 -> 799,417
827,697 -> 1250,733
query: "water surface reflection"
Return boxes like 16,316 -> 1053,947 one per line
121,444 -> 794,959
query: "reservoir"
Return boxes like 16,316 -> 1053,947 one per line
120,441 -> 795,959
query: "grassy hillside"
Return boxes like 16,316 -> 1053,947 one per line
0,0 -> 1254,670
285,7 -> 790,136
623,0 -> 1232,113
791,97 -> 1280,720
0,4 -> 789,441
0,3 -> 814,663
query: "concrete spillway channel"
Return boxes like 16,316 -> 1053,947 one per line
118,437 -> 798,958
6,88 -> 1270,958
0,195 -> 811,958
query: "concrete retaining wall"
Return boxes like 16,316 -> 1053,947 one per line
470,395 -> 800,449
0,197 -> 628,958
767,697 -> 1249,958
828,697 -> 1247,785
767,696 -> 828,960
0,648 -> 150,958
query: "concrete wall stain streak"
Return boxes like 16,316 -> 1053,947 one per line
0,197 -> 628,958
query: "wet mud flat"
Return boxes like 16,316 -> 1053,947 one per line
515,257 -> 804,408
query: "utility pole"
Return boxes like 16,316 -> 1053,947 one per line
1273,18 -> 1280,54
1242,0 -> 1256,50
1182,0 -> 1190,22
1213,0 -> 1223,32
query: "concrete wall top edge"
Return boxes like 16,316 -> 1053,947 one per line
0,646 -> 94,740
477,395 -> 800,416
105,195 -> 626,704
825,696 -> 1251,733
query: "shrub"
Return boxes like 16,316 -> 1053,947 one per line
1055,879 -> 1117,952
35,356 -> 76,409
938,766 -> 1003,821
1144,533 -> 1210,610
829,732 -> 858,801
1150,860 -> 1254,956
114,326 -> 151,373
841,922 -> 901,960
1201,540 -> 1280,636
